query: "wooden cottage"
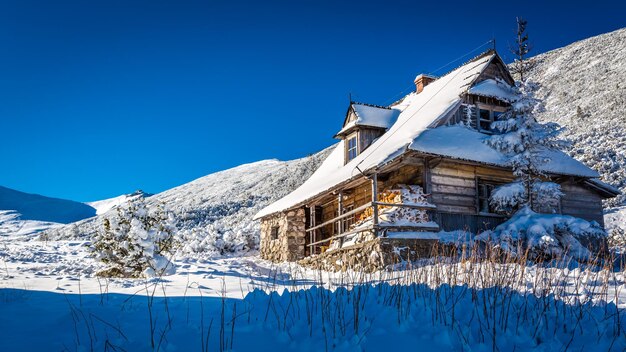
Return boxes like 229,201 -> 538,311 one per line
254,50 -> 618,267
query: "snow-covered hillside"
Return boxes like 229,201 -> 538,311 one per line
0,185 -> 96,223
0,185 -> 97,236
0,186 -> 149,236
527,27 -> 626,206
86,190 -> 149,215
42,148 -> 333,258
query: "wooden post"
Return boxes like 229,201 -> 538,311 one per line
371,173 -> 379,237
337,192 -> 344,246
310,205 -> 316,255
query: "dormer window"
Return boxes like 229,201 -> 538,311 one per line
346,134 -> 358,162
335,103 -> 400,165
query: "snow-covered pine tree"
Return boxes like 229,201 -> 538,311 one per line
510,17 -> 535,81
92,199 -> 177,278
486,19 -> 568,215
486,81 -> 568,215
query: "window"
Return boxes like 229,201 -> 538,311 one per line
477,107 -> 506,133
270,226 -> 279,240
479,109 -> 492,131
477,179 -> 503,214
347,136 -> 358,162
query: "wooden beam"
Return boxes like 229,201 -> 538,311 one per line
371,173 -> 379,235
308,226 -> 374,247
373,202 -> 437,210
305,202 -> 371,233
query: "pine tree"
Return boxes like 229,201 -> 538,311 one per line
486,19 -> 568,215
510,17 -> 534,81
92,199 -> 177,277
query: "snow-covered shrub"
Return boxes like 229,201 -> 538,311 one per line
609,227 -> 626,253
490,182 -> 526,215
92,199 -> 177,278
476,206 -> 607,260
531,181 -> 563,213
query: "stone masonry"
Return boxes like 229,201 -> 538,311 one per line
298,236 -> 440,272
259,208 -> 306,262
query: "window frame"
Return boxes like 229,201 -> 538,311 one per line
475,177 -> 507,216
270,226 -> 279,240
476,103 -> 507,134
346,133 -> 358,163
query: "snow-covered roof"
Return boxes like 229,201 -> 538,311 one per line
585,178 -> 621,196
336,104 -> 400,136
254,51 -> 601,219
468,78 -> 518,102
410,125 -> 600,178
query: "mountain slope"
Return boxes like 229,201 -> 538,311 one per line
527,27 -> 626,206
86,190 -> 150,215
42,147 -> 333,258
0,186 -> 96,224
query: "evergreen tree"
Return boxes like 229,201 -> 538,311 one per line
92,199 -> 177,277
510,17 -> 534,81
486,19 -> 568,215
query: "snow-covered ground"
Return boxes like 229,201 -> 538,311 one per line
0,210 -> 62,237
1,236 -> 624,351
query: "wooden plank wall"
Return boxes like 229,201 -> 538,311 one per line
429,161 -> 513,233
560,181 -> 605,226
429,161 -> 514,214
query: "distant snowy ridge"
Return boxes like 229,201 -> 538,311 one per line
0,185 -> 96,224
525,27 -> 626,206
86,190 -> 150,215
42,147 -> 333,259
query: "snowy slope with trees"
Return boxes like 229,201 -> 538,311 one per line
526,27 -> 626,207
41,148 -> 332,258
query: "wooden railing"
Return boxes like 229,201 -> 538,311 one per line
306,201 -> 438,251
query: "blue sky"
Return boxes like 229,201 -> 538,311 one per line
1,0 -> 624,202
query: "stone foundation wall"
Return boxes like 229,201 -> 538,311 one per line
260,208 -> 306,262
299,237 -> 439,272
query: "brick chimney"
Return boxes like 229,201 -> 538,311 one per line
414,74 -> 437,93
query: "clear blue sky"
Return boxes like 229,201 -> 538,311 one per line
1,0 -> 624,202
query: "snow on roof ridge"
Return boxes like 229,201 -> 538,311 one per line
351,101 -> 391,110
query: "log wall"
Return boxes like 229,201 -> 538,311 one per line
560,180 -> 605,226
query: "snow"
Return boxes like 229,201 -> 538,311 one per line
386,231 -> 440,240
0,236 -> 624,351
477,206 -> 606,259
410,125 -> 599,177
0,185 -> 96,224
526,27 -> 626,206
0,210 -> 62,236
336,103 -> 400,135
43,148 -> 332,259
468,78 -> 518,102
86,191 -> 147,215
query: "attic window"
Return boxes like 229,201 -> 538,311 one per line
270,226 -> 279,240
479,109 -> 492,131
477,106 -> 506,133
347,136 -> 358,162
